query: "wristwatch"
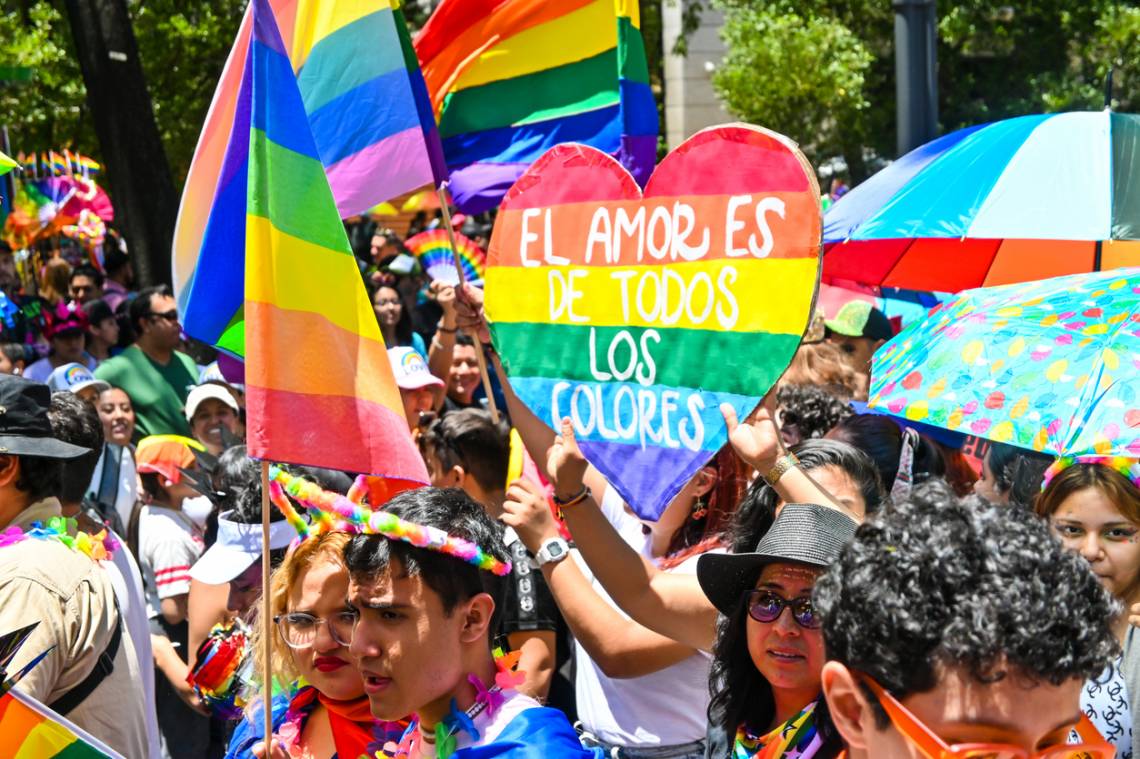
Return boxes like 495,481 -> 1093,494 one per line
535,537 -> 571,567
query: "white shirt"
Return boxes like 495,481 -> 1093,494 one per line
1074,659 -> 1132,757
573,486 -> 715,748
139,505 -> 204,620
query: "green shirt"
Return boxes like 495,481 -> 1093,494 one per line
95,345 -> 200,438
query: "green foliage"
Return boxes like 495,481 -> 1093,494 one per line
709,0 -> 1140,179
132,0 -> 246,183
710,2 -> 875,170
0,2 -> 89,155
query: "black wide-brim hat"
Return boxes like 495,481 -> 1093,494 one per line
697,502 -> 858,617
0,376 -> 90,459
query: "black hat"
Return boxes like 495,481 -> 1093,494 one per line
697,503 -> 857,616
0,376 -> 90,459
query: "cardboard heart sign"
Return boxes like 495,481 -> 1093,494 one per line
485,124 -> 822,519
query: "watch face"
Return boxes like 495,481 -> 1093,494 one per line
547,542 -> 565,558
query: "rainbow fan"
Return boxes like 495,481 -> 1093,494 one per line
404,229 -> 485,286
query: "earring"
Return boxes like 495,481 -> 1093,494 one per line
691,495 -> 708,521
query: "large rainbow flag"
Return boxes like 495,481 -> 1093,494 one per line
415,0 -> 658,214
244,0 -> 430,482
173,0 -> 446,356
0,688 -> 122,758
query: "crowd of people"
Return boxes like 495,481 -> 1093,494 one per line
0,219 -> 1134,759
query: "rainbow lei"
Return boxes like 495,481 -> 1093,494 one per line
188,619 -> 252,720
0,516 -> 118,561
1042,455 -> 1140,492
268,467 -> 512,577
733,700 -> 824,759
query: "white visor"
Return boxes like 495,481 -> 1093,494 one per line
189,510 -> 299,585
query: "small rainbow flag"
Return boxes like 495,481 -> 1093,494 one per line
415,0 -> 658,214
244,0 -> 430,481
0,688 -> 121,757
174,0 -> 447,357
404,228 -> 485,284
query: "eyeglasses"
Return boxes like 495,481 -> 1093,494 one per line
146,310 -> 179,323
274,611 -> 358,649
745,589 -> 821,629
858,672 -> 1113,759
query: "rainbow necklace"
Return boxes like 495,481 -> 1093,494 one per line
0,516 -> 118,561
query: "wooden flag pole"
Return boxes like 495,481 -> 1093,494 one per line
260,460 -> 274,749
436,184 -> 501,424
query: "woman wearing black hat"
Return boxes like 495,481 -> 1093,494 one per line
697,503 -> 855,757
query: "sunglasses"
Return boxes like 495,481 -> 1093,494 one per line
746,589 -> 821,629
147,310 -> 179,323
859,673 -> 1112,759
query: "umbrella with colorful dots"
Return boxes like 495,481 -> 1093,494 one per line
868,268 -> 1140,458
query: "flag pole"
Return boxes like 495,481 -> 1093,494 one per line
436,184 -> 500,424
260,459 -> 274,749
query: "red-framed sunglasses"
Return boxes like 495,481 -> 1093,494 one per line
858,673 -> 1113,759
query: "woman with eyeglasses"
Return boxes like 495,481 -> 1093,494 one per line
225,531 -> 406,759
1035,459 -> 1140,758
696,502 -> 855,757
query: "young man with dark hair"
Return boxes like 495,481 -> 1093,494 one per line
419,409 -> 563,703
816,481 -> 1119,756
100,245 -> 134,313
68,264 -> 105,304
95,284 -> 199,437
0,376 -> 148,757
344,487 -> 599,757
48,391 -> 163,757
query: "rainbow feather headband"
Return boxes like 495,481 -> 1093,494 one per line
1042,455 -> 1140,492
267,466 -> 511,577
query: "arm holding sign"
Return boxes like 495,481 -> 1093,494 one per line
503,478 -> 699,678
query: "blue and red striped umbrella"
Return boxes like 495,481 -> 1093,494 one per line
823,111 -> 1140,293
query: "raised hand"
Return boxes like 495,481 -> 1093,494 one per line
501,478 -> 560,554
548,417 -> 590,499
455,283 -> 491,344
721,392 -> 785,474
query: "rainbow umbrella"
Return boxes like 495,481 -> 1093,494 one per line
404,228 -> 485,285
824,111 -> 1140,293
868,267 -> 1140,458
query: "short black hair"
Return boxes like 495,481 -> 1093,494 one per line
984,441 -> 1054,509
82,298 -> 115,327
419,409 -> 509,493
70,264 -> 104,289
776,383 -> 853,441
344,487 -> 509,616
455,332 -> 475,348
129,284 -> 173,335
0,343 -> 30,365
815,480 -> 1118,726
48,391 -> 104,504
102,246 -> 130,277
828,414 -> 945,491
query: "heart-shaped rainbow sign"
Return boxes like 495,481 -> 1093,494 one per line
485,124 -> 822,518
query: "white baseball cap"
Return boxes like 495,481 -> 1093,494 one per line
47,362 -> 111,396
189,510 -> 299,585
185,383 -> 240,422
387,347 -> 444,391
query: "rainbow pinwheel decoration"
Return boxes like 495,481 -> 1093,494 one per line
404,229 -> 485,285
869,267 -> 1140,458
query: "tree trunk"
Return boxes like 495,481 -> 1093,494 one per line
63,0 -> 177,287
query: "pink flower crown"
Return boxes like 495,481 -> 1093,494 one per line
267,466 -> 512,577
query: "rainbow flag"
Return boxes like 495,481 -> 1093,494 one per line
244,0 -> 430,481
47,151 -> 67,175
174,0 -> 446,356
415,0 -> 658,214
0,688 -> 121,758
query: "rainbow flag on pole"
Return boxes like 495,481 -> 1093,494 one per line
173,0 -> 446,356
244,0 -> 430,481
415,0 -> 658,214
0,688 -> 122,758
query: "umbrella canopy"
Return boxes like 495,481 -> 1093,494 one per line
401,188 -> 449,213
868,267 -> 1140,458
824,111 -> 1140,292
366,201 -> 399,217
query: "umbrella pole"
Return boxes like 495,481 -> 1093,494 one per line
1094,240 -> 1103,272
260,460 -> 273,748
436,184 -> 501,425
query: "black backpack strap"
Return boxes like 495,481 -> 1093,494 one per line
49,612 -> 122,715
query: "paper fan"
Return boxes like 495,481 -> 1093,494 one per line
404,229 -> 485,285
